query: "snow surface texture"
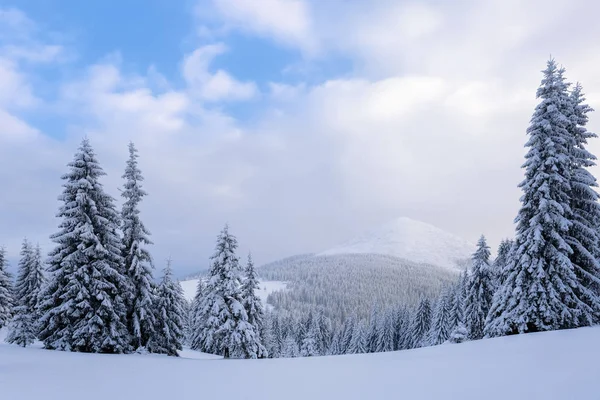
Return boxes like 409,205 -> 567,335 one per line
320,217 -> 474,271
2,327 -> 598,399
180,278 -> 286,306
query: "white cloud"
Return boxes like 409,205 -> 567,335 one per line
182,43 -> 257,101
204,0 -> 317,54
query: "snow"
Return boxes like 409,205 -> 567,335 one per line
2,326 -> 599,399
179,277 -> 286,306
320,217 -> 474,271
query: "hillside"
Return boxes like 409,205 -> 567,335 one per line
259,253 -> 456,322
2,327 -> 597,400
320,217 -> 474,271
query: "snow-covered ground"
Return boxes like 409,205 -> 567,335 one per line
1,326 -> 598,399
179,277 -> 287,306
320,217 -> 474,271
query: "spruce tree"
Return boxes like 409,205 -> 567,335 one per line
448,270 -> 467,335
408,298 -> 432,349
429,288 -> 453,345
281,334 -> 300,358
6,239 -> 46,346
198,225 -> 261,358
300,313 -> 320,357
566,83 -> 600,324
0,247 -> 14,329
486,60 -> 587,336
241,253 -> 267,358
189,278 -> 206,351
494,239 -> 514,288
121,142 -> 156,350
465,236 -> 495,340
147,260 -> 185,356
375,310 -> 395,352
38,138 -> 130,353
347,319 -> 367,354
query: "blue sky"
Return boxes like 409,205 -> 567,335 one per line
1,0 -> 600,276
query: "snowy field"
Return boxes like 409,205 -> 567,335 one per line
179,277 -> 287,306
1,326 -> 598,400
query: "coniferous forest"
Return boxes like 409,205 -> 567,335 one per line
1,59 -> 600,359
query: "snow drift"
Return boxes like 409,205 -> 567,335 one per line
1,326 -> 597,400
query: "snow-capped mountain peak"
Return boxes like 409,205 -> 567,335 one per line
319,217 -> 474,271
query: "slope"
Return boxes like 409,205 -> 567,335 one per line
1,326 -> 598,399
320,217 -> 474,271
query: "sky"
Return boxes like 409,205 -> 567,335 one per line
1,0 -> 600,277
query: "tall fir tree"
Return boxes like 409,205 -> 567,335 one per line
566,83 -> 600,324
493,239 -> 514,288
375,310 -> 395,352
240,253 -> 267,358
429,287 -> 453,345
121,142 -> 156,350
147,259 -> 186,356
407,298 -> 432,349
300,313 -> 320,357
0,247 -> 14,329
189,278 -> 206,351
198,225 -> 262,358
448,270 -> 467,336
38,138 -> 130,353
465,235 -> 495,340
347,319 -> 367,354
6,239 -> 45,346
486,60 -> 588,336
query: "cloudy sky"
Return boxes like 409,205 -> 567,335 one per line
1,0 -> 599,276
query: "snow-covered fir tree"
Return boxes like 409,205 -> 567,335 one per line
6,239 -> 45,346
447,322 -> 468,344
393,307 -> 411,350
486,60 -> 588,336
375,309 -> 395,352
197,225 -> 262,358
300,313 -> 320,357
189,278 -> 206,351
448,270 -> 467,336
347,319 -> 367,354
0,247 -> 14,329
566,83 -> 600,325
465,235 -> 494,340
493,239 -> 514,287
429,287 -> 453,345
121,142 -> 156,350
147,259 -> 186,356
241,253 -> 267,358
38,138 -> 130,353
281,334 -> 300,358
408,297 -> 432,349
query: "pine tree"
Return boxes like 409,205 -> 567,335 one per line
281,334 -> 299,358
448,270 -> 467,335
121,142 -> 156,350
448,322 -> 468,344
465,236 -> 495,340
375,310 -> 395,352
346,319 -> 367,354
189,278 -> 206,351
429,287 -> 453,345
6,239 -> 46,346
0,247 -> 14,329
339,317 -> 355,354
366,306 -> 379,353
198,225 -> 261,358
393,307 -> 411,350
241,253 -> 267,358
300,313 -> 320,357
38,138 -> 130,353
147,259 -> 186,356
486,60 -> 588,336
566,83 -> 600,324
493,239 -> 514,287
408,298 -> 432,349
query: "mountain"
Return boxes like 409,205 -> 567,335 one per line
3,326 -> 598,400
319,217 -> 474,271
